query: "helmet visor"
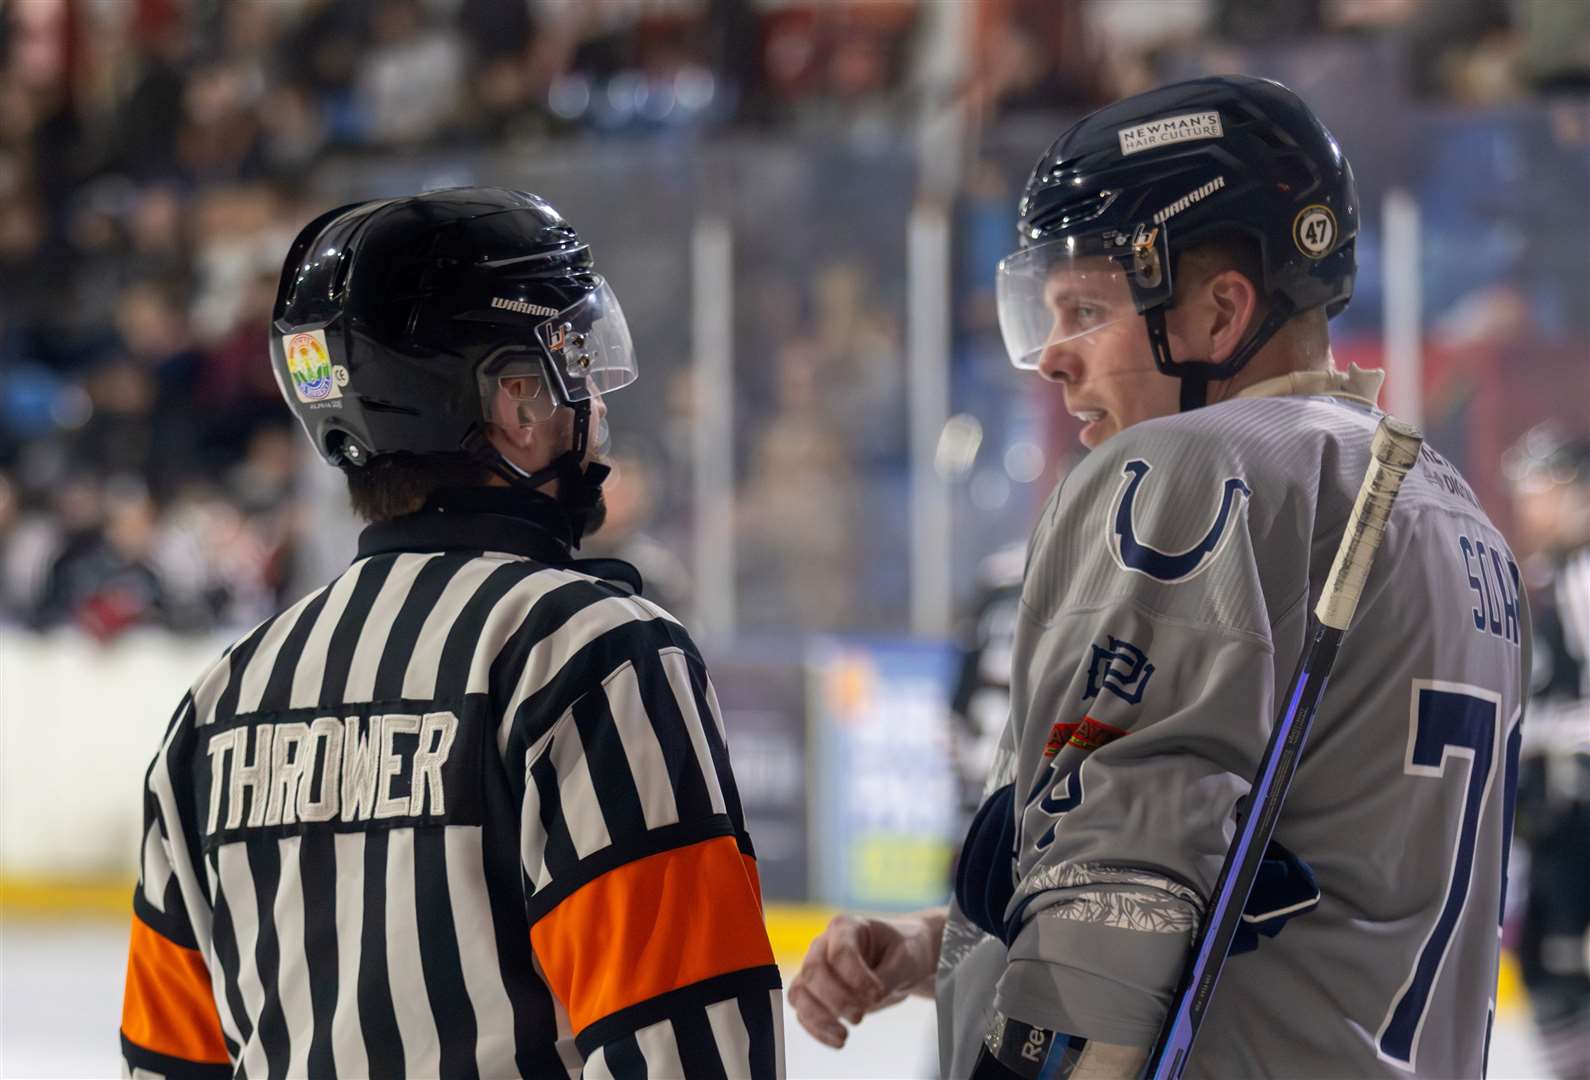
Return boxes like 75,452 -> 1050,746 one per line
536,276 -> 638,401
994,229 -> 1170,370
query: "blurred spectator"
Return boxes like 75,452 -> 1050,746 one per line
32,477 -> 174,638
967,0 -> 1112,118
197,268 -> 296,460
457,0 -> 541,135
1504,424 -> 1590,1079
1,0 -> 1585,645
1401,0 -> 1517,104
738,338 -> 863,631
176,60 -> 267,182
69,358 -> 158,484
356,0 -> 466,146
758,2 -> 916,138
111,283 -> 204,494
108,11 -> 190,182
1517,0 -> 1590,94
1210,0 -> 1321,44
0,473 -> 58,624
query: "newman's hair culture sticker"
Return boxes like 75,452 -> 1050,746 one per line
1117,111 -> 1223,157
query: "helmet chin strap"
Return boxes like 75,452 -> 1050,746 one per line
483,399 -> 610,547
1142,298 -> 1296,413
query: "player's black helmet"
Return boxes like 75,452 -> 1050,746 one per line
998,75 -> 1357,410
270,187 -> 636,471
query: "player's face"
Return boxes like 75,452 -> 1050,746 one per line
486,373 -> 609,478
1034,265 -> 1180,449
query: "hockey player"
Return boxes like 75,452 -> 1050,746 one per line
1506,425 -> 1590,1078
791,76 -> 1527,1078
119,189 -> 784,1078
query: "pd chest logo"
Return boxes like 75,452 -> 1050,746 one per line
1109,459 -> 1251,583
1086,636 -> 1155,705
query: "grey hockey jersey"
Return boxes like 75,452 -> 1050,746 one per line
938,382 -> 1527,1078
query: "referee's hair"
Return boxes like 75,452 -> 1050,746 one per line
346,453 -> 492,523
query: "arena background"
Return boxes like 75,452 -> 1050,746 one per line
2,1 -> 1586,1076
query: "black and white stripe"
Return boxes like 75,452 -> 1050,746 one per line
127,546 -> 781,1079
579,984 -> 786,1080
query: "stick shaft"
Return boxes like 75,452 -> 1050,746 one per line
1142,417 -> 1423,1079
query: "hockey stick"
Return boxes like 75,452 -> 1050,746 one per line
1142,416 -> 1424,1080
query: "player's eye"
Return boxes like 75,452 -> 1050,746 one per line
1047,299 -> 1109,339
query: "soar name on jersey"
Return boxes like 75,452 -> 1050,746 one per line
200,706 -> 482,847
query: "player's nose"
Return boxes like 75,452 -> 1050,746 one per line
1036,340 -> 1081,384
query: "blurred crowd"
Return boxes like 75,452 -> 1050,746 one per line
2,0 -> 1587,639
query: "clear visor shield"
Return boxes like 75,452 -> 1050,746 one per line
536,276 -> 638,402
479,276 -> 638,429
994,228 -> 1171,370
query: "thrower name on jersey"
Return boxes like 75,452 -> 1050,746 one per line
201,709 -> 464,838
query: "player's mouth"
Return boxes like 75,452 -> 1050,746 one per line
1070,407 -> 1108,445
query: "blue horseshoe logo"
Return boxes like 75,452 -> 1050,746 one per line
1112,459 -> 1251,583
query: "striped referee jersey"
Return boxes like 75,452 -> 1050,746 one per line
121,490 -> 784,1078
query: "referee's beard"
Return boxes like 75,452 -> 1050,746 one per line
579,479 -> 608,537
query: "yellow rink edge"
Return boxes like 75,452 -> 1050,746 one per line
0,878 -> 1528,1014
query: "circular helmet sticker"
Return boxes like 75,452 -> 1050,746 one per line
1293,204 -> 1337,258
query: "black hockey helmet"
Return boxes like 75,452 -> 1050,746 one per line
270,187 -> 637,537
998,75 -> 1358,411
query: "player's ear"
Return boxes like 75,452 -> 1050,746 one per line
1206,269 -> 1260,364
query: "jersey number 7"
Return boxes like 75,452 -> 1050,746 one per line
1375,680 -> 1522,1071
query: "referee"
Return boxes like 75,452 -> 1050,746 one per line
119,189 -> 783,1078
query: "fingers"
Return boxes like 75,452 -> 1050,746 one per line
789,914 -> 944,1050
788,979 -> 848,1048
789,916 -> 884,1048
803,961 -> 874,1025
789,935 -> 847,1047
825,924 -> 889,1005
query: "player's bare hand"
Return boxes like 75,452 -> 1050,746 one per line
787,912 -> 942,1049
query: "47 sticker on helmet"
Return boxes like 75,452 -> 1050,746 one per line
281,328 -> 348,404
1294,204 -> 1338,258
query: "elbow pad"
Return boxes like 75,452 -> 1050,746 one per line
955,782 -> 1018,942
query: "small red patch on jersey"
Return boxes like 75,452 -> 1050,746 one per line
1043,721 -> 1079,758
1069,715 -> 1128,752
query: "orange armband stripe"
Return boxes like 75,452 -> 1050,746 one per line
121,914 -> 229,1065
530,835 -> 776,1034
